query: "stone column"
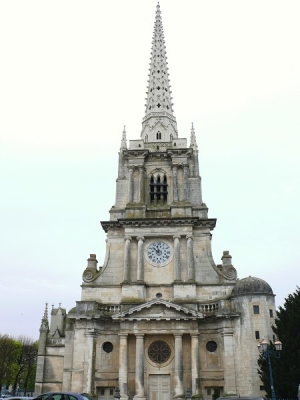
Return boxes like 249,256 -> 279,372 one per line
172,166 -> 178,202
186,235 -> 195,281
85,331 -> 96,396
183,164 -> 189,201
222,329 -> 237,395
134,334 -> 145,400
123,236 -> 132,282
128,167 -> 134,203
191,334 -> 200,395
137,236 -> 144,282
173,235 -> 181,281
174,334 -> 184,398
139,167 -> 145,203
119,333 -> 129,400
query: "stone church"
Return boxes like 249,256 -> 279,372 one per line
35,4 -> 276,400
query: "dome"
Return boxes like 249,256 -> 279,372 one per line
231,276 -> 273,297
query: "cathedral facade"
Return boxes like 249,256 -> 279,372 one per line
35,5 -> 276,400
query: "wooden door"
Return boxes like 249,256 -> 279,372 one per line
149,374 -> 170,400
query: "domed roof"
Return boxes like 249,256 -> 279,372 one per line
231,276 -> 273,297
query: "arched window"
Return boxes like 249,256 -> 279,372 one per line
156,131 -> 161,140
150,175 -> 155,202
149,173 -> 168,205
162,174 -> 168,201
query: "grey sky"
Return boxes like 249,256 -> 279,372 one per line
0,0 -> 299,340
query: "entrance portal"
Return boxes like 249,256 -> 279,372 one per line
149,375 -> 171,400
97,387 -> 114,400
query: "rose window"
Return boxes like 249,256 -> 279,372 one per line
148,340 -> 171,363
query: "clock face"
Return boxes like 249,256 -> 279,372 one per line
146,241 -> 172,267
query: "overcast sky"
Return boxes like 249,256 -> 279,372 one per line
1,0 -> 299,340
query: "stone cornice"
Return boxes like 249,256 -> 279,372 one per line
101,217 -> 216,232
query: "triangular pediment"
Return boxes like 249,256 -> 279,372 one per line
112,298 -> 204,321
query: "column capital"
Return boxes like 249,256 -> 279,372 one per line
173,234 -> 181,240
221,329 -> 234,337
137,236 -> 145,242
173,333 -> 183,338
190,333 -> 199,339
186,234 -> 193,240
124,236 -> 132,242
85,330 -> 97,338
119,332 -> 129,338
135,333 -> 145,339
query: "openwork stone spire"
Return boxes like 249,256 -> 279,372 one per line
141,3 -> 178,142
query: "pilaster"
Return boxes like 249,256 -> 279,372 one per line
85,331 -> 96,396
174,334 -> 184,399
173,235 -> 181,281
191,334 -> 200,395
134,334 -> 145,400
183,164 -> 189,201
123,236 -> 132,282
221,329 -> 237,395
137,236 -> 145,282
119,333 -> 129,400
128,167 -> 134,203
186,235 -> 195,280
172,166 -> 178,202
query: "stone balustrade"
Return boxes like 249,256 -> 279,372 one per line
198,302 -> 219,313
98,304 -> 121,313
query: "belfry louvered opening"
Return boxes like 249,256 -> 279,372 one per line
149,174 -> 168,204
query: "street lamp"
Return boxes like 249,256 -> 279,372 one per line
258,339 -> 282,400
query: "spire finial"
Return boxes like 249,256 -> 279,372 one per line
120,125 -> 127,149
190,122 -> 198,150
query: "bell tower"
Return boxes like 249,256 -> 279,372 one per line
82,2 -> 236,302
35,4 -> 276,400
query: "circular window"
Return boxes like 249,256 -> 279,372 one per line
103,342 -> 113,353
148,341 -> 171,363
206,341 -> 217,352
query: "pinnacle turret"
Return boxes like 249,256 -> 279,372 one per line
39,302 -> 49,333
141,3 -> 178,142
120,126 -> 127,149
190,123 -> 198,150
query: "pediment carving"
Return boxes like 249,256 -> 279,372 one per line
112,298 -> 204,321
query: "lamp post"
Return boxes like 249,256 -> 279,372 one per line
258,339 -> 282,400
